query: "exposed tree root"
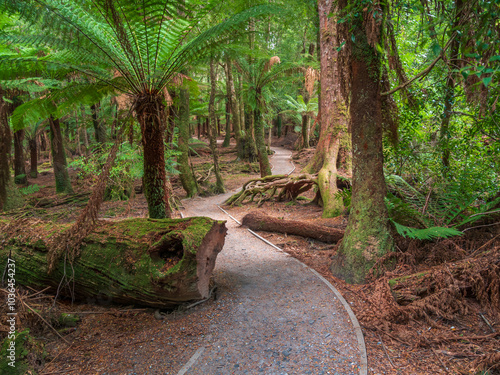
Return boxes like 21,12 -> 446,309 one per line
225,174 -> 319,206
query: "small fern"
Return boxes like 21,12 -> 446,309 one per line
19,184 -> 40,196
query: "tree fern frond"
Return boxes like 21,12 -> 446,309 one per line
390,219 -> 463,240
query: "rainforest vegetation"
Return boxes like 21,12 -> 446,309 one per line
0,0 -> 499,373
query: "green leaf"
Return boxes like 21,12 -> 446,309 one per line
482,76 -> 492,87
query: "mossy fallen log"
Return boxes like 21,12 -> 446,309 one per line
241,210 -> 344,243
0,217 -> 227,308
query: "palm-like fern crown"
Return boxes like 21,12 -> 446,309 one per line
1,0 -> 280,96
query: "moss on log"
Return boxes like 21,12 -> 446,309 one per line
0,217 -> 227,308
241,211 -> 344,243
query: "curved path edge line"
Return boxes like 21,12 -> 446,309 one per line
219,204 -> 368,375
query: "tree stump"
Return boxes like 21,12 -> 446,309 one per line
0,217 -> 227,308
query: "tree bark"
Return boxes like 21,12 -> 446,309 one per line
208,58 -> 225,193
14,129 -> 27,184
439,0 -> 463,171
0,217 -> 227,308
29,137 -> 38,178
331,1 -> 393,284
0,90 -> 12,210
49,116 -> 73,194
90,102 -> 106,145
242,211 -> 344,243
303,0 -> 349,217
135,94 -> 170,218
254,105 -> 272,177
177,84 -> 198,197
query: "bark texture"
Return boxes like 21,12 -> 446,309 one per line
254,105 -> 272,177
177,85 -> 198,197
208,58 -> 225,193
304,0 -> 350,217
135,94 -> 170,219
0,217 -> 227,308
242,211 -> 344,243
49,117 -> 73,194
331,2 -> 393,284
0,92 -> 12,211
14,129 -> 27,184
29,137 -> 38,178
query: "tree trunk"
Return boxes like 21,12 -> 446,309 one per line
90,102 -> 106,145
0,91 -> 12,211
303,0 -> 349,217
254,105 -> 272,177
225,59 -> 243,157
242,211 -> 344,243
29,137 -> 38,178
439,0 -> 463,171
331,1 -> 393,284
0,217 -> 227,308
49,117 -> 73,194
222,100 -> 231,147
177,85 -> 198,197
277,114 -> 282,138
135,94 -> 170,219
208,58 -> 225,193
301,114 -> 310,149
14,129 -> 27,184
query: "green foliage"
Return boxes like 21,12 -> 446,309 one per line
19,184 -> 40,196
0,329 -> 31,375
70,142 -> 143,201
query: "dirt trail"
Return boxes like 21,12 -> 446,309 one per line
179,147 -> 365,375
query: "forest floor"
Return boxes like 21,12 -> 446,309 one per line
1,134 -> 499,375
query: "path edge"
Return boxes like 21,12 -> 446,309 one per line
220,206 -> 368,375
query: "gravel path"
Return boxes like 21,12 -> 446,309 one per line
180,147 -> 365,375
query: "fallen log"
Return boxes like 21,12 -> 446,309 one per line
0,217 -> 227,309
241,210 -> 344,243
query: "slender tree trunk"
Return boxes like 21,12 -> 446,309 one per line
303,0 -> 348,217
301,114 -> 310,149
177,84 -> 198,197
225,58 -> 246,159
80,106 -> 89,155
277,114 -> 282,138
49,116 -> 73,194
254,103 -> 272,177
14,129 -> 27,184
440,0 -> 463,171
90,103 -> 106,145
331,2 -> 393,284
29,138 -> 38,178
197,117 -> 201,139
222,98 -> 231,147
208,58 -> 225,193
0,92 -> 12,210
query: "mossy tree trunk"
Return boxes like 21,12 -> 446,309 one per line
29,137 -> 38,178
90,102 -> 106,145
330,1 -> 393,284
14,129 -> 27,185
0,217 -> 227,308
0,89 -> 12,211
254,102 -> 272,177
177,83 -> 199,198
135,94 -> 171,219
49,116 -> 73,194
208,58 -> 225,193
303,0 -> 348,217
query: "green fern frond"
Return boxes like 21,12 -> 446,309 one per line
391,220 -> 463,240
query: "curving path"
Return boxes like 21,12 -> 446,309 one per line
179,147 -> 366,375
